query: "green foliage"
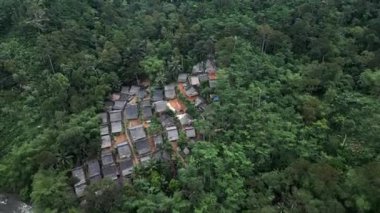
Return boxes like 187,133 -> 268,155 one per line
83,179 -> 121,213
1,0 -> 380,212
31,170 -> 76,212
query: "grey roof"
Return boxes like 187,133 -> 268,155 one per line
138,88 -> 146,100
111,121 -> 123,134
89,174 -> 101,183
129,85 -> 140,96
141,99 -> 151,107
124,104 -> 138,120
140,156 -> 151,165
121,86 -> 130,94
152,89 -> 164,102
119,93 -> 130,101
154,134 -> 163,146
164,84 -> 176,100
87,160 -> 101,180
177,113 -> 192,126
113,100 -> 127,110
72,167 -> 86,186
100,124 -> 110,136
102,164 -> 118,180
101,149 -> 114,166
99,113 -> 109,125
101,135 -> 112,149
198,73 -> 209,82
104,101 -> 114,111
109,110 -> 122,122
195,97 -> 205,108
185,87 -> 199,97
178,73 -> 189,83
209,80 -> 217,88
154,101 -> 167,113
166,126 -> 179,141
119,159 -> 134,176
192,62 -> 205,74
142,106 -> 153,120
128,125 -> 146,142
74,183 -> 87,197
135,138 -> 150,155
205,59 -> 217,73
159,114 -> 175,127
111,93 -> 121,101
190,76 -> 200,86
117,142 -> 131,159
152,150 -> 170,161
185,127 -> 196,138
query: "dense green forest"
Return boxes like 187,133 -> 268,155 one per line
1,0 -> 380,212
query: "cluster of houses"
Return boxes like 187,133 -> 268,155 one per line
71,59 -> 217,197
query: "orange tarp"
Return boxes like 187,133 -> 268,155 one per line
168,99 -> 187,113
128,119 -> 142,127
208,72 -> 217,80
178,83 -> 197,101
114,134 -> 127,145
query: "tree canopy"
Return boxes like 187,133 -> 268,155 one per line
0,0 -> 379,212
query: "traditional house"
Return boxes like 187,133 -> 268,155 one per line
154,134 -> 163,148
166,126 -> 179,142
109,110 -> 122,122
152,150 -> 171,161
101,149 -> 115,166
113,100 -> 127,110
192,62 -> 205,74
209,79 -> 217,88
178,73 -> 188,83
72,167 -> 86,185
119,93 -> 130,101
72,167 -> 86,197
177,113 -> 192,126
100,124 -> 110,136
111,121 -> 123,134
102,164 -> 118,180
141,100 -> 152,120
167,99 -> 187,113
129,85 -> 140,96
153,101 -> 167,113
195,97 -> 207,111
74,183 -> 86,198
189,75 -> 200,87
99,113 -> 109,125
185,126 -> 196,138
119,158 -> 134,176
137,88 -> 147,100
111,93 -> 121,101
117,142 -> 132,159
185,86 -> 199,97
135,138 -> 151,156
159,114 -> 175,128
124,104 -> 138,120
121,86 -> 130,94
104,101 -> 114,112
140,155 -> 151,165
87,160 -> 101,183
152,89 -> 164,102
101,135 -> 112,149
128,125 -> 146,142
205,59 -> 217,73
164,84 -> 176,100
198,73 -> 209,83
